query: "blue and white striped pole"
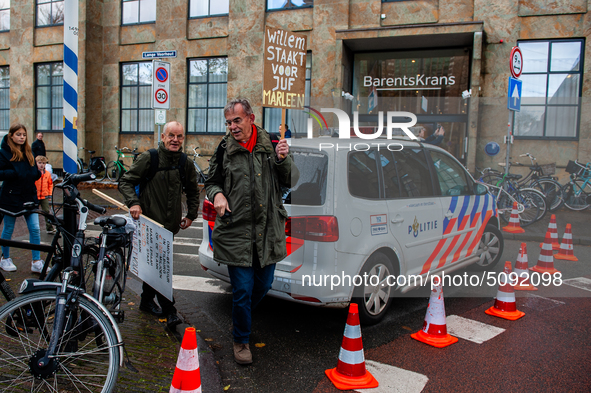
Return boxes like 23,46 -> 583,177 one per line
62,0 -> 79,174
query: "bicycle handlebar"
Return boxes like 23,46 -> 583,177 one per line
85,200 -> 107,214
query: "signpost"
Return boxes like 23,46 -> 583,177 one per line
505,47 -> 523,175
62,0 -> 79,174
262,27 -> 307,138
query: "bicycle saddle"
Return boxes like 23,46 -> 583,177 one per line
88,150 -> 95,155
505,174 -> 522,180
94,216 -> 127,228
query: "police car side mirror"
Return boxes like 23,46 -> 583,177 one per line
474,183 -> 489,196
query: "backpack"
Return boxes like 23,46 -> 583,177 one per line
135,149 -> 188,197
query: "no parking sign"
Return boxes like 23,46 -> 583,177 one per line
152,60 -> 170,110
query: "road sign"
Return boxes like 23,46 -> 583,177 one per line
152,60 -> 170,110
142,50 -> 177,59
507,77 -> 522,111
155,109 -> 166,125
510,46 -> 523,78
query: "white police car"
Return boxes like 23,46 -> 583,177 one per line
199,137 -> 503,324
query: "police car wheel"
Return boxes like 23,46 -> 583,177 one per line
353,252 -> 394,325
469,224 -> 504,271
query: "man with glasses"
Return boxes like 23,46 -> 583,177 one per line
205,98 -> 299,365
118,121 -> 200,331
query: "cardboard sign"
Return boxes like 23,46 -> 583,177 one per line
263,27 -> 307,109
130,216 -> 174,301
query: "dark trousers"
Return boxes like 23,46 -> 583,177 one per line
141,282 -> 176,315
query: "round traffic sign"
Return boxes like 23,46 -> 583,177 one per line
510,47 -> 523,78
485,141 -> 500,156
156,67 -> 168,83
155,88 -> 168,104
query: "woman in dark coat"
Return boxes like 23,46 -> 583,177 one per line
0,123 -> 42,273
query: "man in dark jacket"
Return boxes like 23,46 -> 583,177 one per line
118,121 -> 199,330
31,133 -> 46,158
205,98 -> 299,365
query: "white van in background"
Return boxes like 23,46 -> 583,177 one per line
199,137 -> 503,324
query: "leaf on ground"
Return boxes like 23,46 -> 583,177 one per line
158,318 -> 167,323
254,343 -> 266,348
223,385 -> 231,391
204,338 -> 213,342
5,279 -> 10,282
128,302 -> 135,306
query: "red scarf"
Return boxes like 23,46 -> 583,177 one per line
238,125 -> 258,153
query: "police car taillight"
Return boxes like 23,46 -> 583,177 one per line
202,199 -> 217,222
286,216 -> 339,242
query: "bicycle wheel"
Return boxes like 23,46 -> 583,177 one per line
513,188 -> 547,226
562,180 -> 591,211
94,160 -> 107,182
531,178 -> 565,211
481,172 -> 503,186
96,249 -> 126,311
0,290 -> 120,392
106,161 -> 122,182
82,245 -> 100,293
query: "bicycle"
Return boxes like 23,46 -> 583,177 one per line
0,173 -> 125,392
190,146 -> 209,184
561,160 -> 591,211
77,147 -> 107,181
106,146 -> 138,182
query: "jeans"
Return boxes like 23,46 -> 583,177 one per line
227,250 -> 276,344
1,213 -> 41,260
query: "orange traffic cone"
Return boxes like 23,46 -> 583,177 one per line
170,327 -> 201,393
555,224 -> 578,261
530,229 -> 561,274
325,303 -> 379,390
502,202 -> 525,233
539,214 -> 560,250
411,282 -> 458,348
485,261 -> 525,320
514,243 -> 537,291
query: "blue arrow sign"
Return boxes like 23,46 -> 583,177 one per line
507,77 -> 522,111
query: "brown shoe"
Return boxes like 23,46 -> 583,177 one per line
233,342 -> 252,365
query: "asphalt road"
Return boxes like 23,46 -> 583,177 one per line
172,227 -> 591,393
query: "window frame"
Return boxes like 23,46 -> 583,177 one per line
119,61 -> 154,134
186,57 -> 228,135
266,0 -> 313,12
121,0 -> 156,26
35,0 -> 64,28
35,61 -> 63,133
0,66 -> 9,133
0,0 -> 9,32
514,38 -> 584,141
188,0 -> 229,19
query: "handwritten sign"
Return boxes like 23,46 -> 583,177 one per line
130,216 -> 174,301
263,27 -> 307,109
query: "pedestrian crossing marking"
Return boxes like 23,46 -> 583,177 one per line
172,275 -> 231,294
354,360 -> 428,393
446,315 -> 505,344
563,277 -> 591,293
519,294 -> 565,311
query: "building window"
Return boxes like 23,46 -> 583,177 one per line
267,0 -> 313,11
190,0 -> 229,18
514,39 -> 584,139
0,66 -> 8,133
187,58 -> 227,134
0,0 -> 9,31
121,62 -> 153,133
263,53 -> 311,136
122,0 -> 156,25
36,63 -> 63,132
36,0 -> 64,27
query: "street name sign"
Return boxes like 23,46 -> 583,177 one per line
142,50 -> 177,59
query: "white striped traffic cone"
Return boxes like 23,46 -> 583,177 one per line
325,303 -> 378,390
170,327 -> 202,393
485,261 -> 525,321
502,202 -> 525,233
514,243 -> 537,291
530,229 -> 561,274
539,214 -> 560,250
555,223 -> 578,261
411,282 -> 458,348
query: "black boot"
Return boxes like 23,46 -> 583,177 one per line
139,298 -> 163,317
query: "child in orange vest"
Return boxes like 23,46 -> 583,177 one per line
34,155 -> 54,234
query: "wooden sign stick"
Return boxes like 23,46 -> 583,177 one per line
92,189 -> 164,228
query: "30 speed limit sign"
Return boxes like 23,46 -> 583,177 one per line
152,60 -> 170,109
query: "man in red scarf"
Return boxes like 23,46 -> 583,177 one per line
205,98 -> 298,365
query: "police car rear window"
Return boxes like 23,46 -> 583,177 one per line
286,150 -> 328,206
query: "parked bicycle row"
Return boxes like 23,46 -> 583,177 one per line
475,153 -> 591,228
76,145 -> 209,184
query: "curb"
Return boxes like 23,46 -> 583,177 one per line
503,232 -> 591,246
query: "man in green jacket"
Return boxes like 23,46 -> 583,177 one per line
205,98 -> 299,365
118,121 -> 199,330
